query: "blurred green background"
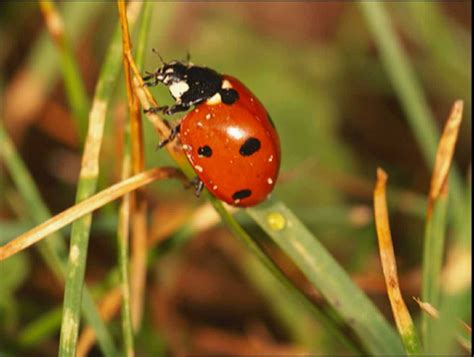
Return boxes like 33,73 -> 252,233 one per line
0,2 -> 471,356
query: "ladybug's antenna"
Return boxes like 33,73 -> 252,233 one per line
152,48 -> 165,65
184,51 -> 191,64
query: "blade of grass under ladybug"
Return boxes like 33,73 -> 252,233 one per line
58,3 -> 143,357
422,101 -> 464,353
39,0 -> 90,143
0,123 -> 118,357
358,1 -> 467,244
246,198 -> 405,355
3,2 -> 105,143
373,168 -> 421,355
210,198 -> 365,354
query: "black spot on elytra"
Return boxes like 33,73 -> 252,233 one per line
232,189 -> 252,201
197,145 -> 212,157
239,137 -> 261,156
220,88 -> 239,105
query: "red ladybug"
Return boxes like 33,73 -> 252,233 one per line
143,60 -> 280,207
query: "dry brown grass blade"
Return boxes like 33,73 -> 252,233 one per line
39,0 -> 64,45
0,167 -> 185,261
373,168 -> 421,354
117,0 -> 148,331
427,100 -> 464,217
76,287 -> 122,357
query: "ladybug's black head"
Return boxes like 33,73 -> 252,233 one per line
144,57 -> 231,106
146,61 -> 190,86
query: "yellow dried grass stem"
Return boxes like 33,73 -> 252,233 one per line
117,0 -> 148,331
427,100 -> 464,217
0,167 -> 185,261
373,168 -> 421,355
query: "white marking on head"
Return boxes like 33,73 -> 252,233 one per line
222,80 -> 232,89
267,178 -> 273,185
205,113 -> 211,120
165,67 -> 174,74
169,81 -> 190,99
212,185 -> 218,190
206,92 -> 222,105
197,121 -> 203,128
182,144 -> 191,151
195,165 -> 203,173
268,155 -> 274,162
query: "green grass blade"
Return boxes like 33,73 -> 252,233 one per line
58,3 -> 143,357
357,1 -> 467,242
0,123 -> 118,356
421,194 -> 448,352
247,198 -> 405,355
18,307 -> 63,348
209,198 -> 363,353
39,0 -> 90,142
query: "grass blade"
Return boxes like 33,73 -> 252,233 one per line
373,168 -> 421,354
422,101 -> 464,352
39,0 -> 90,143
4,2 -> 105,142
58,3 -> 144,356
358,2 -> 467,242
0,167 -> 184,261
247,199 -> 405,355
117,0 -> 149,331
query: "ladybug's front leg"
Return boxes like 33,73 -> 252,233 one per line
157,124 -> 181,149
144,103 -> 190,116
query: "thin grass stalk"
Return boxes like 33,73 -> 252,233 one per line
358,2 -> 466,240
38,0 -> 89,143
0,167 -> 185,261
422,101 -> 464,352
373,168 -> 421,354
58,4 -> 144,356
77,288 -> 122,357
117,0 -> 148,331
0,123 -> 117,356
4,2 -> 105,143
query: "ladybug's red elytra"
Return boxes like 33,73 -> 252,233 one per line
143,59 -> 280,207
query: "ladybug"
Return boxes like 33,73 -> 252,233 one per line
143,59 -> 280,207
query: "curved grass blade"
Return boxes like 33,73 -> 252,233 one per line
247,199 -> 405,355
374,168 -> 421,354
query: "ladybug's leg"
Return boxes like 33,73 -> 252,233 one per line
193,177 -> 205,197
144,103 -> 190,116
184,176 -> 204,197
157,124 -> 180,149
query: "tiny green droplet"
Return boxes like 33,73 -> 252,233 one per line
267,212 -> 286,231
